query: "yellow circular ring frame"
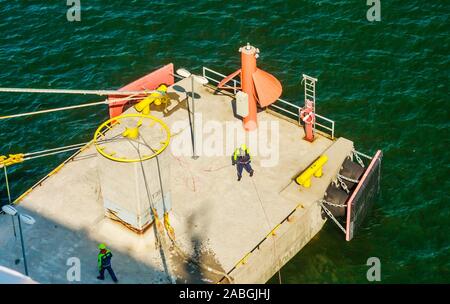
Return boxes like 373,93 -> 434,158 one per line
93,113 -> 171,163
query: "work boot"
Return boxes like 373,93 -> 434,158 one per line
250,170 -> 254,177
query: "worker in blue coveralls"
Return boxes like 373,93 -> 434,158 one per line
97,243 -> 118,283
232,144 -> 254,181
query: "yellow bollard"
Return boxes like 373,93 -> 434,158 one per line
314,167 -> 323,178
301,178 -> 311,188
122,120 -> 142,140
134,84 -> 169,115
296,155 -> 328,188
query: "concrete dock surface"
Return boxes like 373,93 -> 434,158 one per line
0,77 -> 353,283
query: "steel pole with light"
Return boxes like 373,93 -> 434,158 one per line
176,68 -> 209,159
3,166 -> 17,239
1,205 -> 35,276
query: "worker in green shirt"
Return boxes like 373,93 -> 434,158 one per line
97,243 -> 118,283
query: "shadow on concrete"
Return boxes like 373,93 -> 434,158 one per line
169,212 -> 227,284
171,85 -> 186,94
0,200 -> 230,284
167,92 -> 183,103
0,207 -> 171,284
230,98 -> 244,120
162,92 -> 186,117
186,92 -> 201,99
210,86 -> 235,98
172,85 -> 201,100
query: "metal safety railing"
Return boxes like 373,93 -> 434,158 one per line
202,66 -> 335,139
202,67 -> 239,95
271,98 -> 335,139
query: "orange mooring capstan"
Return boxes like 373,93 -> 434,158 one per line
218,43 -> 282,131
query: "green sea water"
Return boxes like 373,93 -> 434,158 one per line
0,1 -> 448,283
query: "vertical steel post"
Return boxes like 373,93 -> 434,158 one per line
4,166 -> 17,238
191,76 -> 198,159
17,215 -> 29,276
185,80 -> 196,159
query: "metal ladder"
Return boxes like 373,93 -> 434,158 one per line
302,74 -> 318,113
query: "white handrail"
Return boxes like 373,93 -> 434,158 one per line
273,99 -> 335,139
203,67 -> 239,94
270,104 -> 298,117
277,98 -> 301,109
315,113 -> 334,124
202,66 -> 336,139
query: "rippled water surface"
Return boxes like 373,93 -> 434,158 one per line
0,1 -> 448,283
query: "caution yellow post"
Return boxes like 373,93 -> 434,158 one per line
296,155 -> 328,188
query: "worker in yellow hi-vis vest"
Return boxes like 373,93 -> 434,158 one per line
97,243 -> 118,283
232,144 -> 254,181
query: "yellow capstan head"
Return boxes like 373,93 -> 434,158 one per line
157,84 -> 168,93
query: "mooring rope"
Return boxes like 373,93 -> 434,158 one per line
24,147 -> 88,161
135,135 -> 233,283
30,136 -> 123,159
0,94 -> 143,121
250,178 -> 272,231
251,177 -> 282,285
24,142 -> 89,157
2,110 -> 233,283
2,135 -> 125,165
127,138 -> 176,284
0,100 -> 108,120
0,87 -> 156,96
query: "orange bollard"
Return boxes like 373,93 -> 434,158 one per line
218,43 -> 282,131
300,100 -> 315,142
240,45 -> 258,130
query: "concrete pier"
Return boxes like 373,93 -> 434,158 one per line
0,77 -> 353,283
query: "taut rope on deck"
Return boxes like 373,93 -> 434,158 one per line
0,86 -> 170,120
127,138 -> 176,284
140,135 -> 234,283
0,94 -> 143,120
0,135 -> 125,168
0,87 -> 157,96
0,86 -> 234,283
